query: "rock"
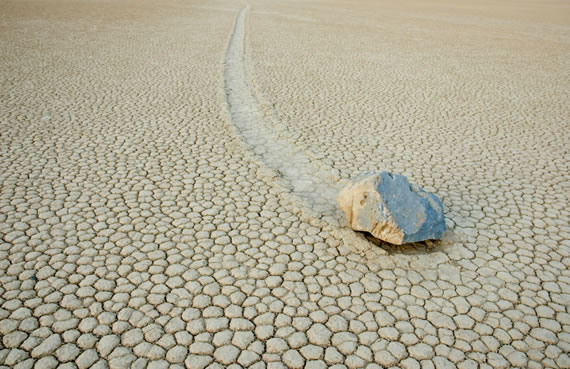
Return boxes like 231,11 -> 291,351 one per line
337,171 -> 445,244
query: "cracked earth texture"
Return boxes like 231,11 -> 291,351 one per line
1,0 -> 569,369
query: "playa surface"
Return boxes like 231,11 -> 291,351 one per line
1,0 -> 569,368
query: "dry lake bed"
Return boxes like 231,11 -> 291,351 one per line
0,0 -> 569,368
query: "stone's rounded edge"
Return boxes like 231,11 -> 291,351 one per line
338,170 -> 446,245
337,171 -> 380,229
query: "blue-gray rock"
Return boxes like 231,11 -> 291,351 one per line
337,171 -> 445,245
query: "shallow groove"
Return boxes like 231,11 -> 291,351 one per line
223,5 -> 341,220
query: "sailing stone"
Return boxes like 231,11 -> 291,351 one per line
337,171 -> 446,245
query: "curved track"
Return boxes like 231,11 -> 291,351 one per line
223,5 -> 342,223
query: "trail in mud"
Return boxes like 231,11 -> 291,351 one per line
223,5 -> 341,222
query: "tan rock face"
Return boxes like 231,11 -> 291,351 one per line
338,175 -> 405,244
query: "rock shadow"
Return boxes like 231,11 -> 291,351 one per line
359,229 -> 459,256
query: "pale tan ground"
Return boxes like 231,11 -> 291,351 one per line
1,0 -> 569,369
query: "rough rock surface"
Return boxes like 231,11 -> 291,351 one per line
338,171 -> 445,244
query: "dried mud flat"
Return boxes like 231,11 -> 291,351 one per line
0,0 -> 569,368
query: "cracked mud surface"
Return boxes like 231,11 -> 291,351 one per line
1,0 -> 569,368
